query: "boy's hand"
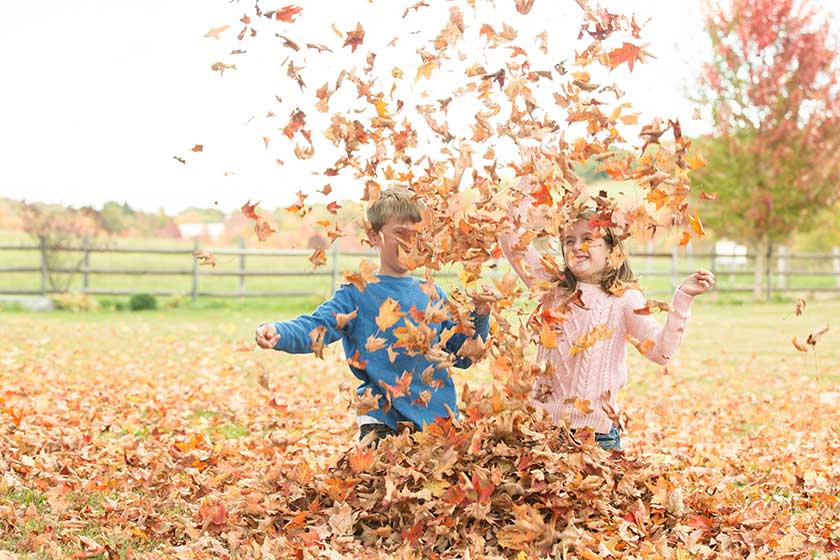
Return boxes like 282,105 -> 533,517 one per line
471,284 -> 496,316
255,324 -> 281,349
679,269 -> 716,296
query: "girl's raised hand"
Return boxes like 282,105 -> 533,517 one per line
679,269 -> 716,296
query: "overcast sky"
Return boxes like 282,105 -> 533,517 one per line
0,1 -> 835,215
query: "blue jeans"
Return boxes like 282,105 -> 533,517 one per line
595,425 -> 622,451
573,425 -> 622,451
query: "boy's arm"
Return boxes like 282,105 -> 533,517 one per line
258,285 -> 357,354
438,287 -> 491,369
623,288 -> 694,365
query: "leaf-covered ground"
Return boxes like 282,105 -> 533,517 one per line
1,302 -> 839,559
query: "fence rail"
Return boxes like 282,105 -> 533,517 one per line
1,240 -> 840,300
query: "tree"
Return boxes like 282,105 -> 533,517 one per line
20,203 -> 99,293
692,0 -> 840,298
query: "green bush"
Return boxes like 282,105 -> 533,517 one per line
129,293 -> 158,311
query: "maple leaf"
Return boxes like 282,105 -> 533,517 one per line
626,333 -> 655,355
795,298 -> 806,316
309,326 -> 327,359
197,497 -> 228,526
173,156 -> 186,165
376,298 -> 405,331
348,447 -> 375,473
365,334 -> 387,352
343,22 -> 365,53
379,370 -> 412,399
806,325 -> 829,347
347,349 -> 368,370
283,109 -> 306,139
191,144 -> 204,152
607,42 -> 652,72
204,25 -> 230,40
700,190 -> 718,201
688,211 -> 705,237
791,337 -> 809,352
241,199 -> 261,220
344,259 -> 380,292
254,218 -> 276,242
514,0 -> 536,15
633,299 -> 671,315
565,396 -> 594,415
570,324 -> 614,356
256,363 -> 270,391
274,5 -> 302,22
411,389 -> 433,407
192,250 -> 216,268
308,247 -> 327,270
326,201 -> 342,214
334,308 -> 357,329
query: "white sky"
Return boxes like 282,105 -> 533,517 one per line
0,0 -> 834,215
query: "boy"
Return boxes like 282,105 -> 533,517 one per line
255,187 -> 490,441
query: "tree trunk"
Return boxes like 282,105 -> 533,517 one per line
753,233 -> 770,300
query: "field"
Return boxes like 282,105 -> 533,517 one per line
1,299 -> 839,558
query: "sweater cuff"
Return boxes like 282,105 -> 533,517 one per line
671,288 -> 694,316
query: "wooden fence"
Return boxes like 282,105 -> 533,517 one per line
1,240 -> 840,300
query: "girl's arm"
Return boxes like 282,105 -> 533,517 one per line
623,288 -> 694,365
499,178 -> 556,288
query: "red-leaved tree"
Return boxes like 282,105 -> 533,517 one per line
692,0 -> 840,297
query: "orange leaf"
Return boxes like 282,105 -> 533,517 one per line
326,201 -> 342,214
806,325 -> 829,347
347,349 -> 368,370
343,22 -> 365,52
607,42 -> 650,71
688,211 -> 705,237
365,335 -> 387,352
700,190 -> 718,201
686,153 -> 706,170
254,218 -> 276,241
204,25 -> 230,40
334,308 -> 358,329
274,5 -> 302,22
795,298 -> 806,317
309,247 -> 327,270
191,144 -> 204,152
348,447 -> 375,473
376,298 -> 404,331
308,326 -> 327,359
345,259 -> 380,292
241,199 -> 260,220
791,337 -> 808,352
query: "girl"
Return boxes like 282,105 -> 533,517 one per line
500,187 -> 715,451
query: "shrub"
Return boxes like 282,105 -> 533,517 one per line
129,293 -> 157,311
50,292 -> 100,312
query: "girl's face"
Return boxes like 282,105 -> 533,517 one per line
562,219 -> 610,283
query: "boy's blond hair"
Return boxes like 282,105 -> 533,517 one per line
366,186 -> 422,232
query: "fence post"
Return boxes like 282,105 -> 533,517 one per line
82,235 -> 90,292
776,245 -> 788,291
239,238 -> 246,296
39,239 -> 48,296
765,243 -> 773,301
330,243 -> 339,294
833,247 -> 840,289
192,239 -> 200,301
671,246 -> 678,292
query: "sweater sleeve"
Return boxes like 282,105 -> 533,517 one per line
269,284 -> 357,354
437,287 -> 491,369
623,288 -> 694,365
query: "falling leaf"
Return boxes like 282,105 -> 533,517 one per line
700,190 -> 718,201
365,334 -> 387,352
274,5 -> 303,22
191,144 -> 204,152
343,22 -> 365,52
607,42 -> 652,71
633,299 -> 671,315
309,247 -> 327,269
806,325 -> 829,347
345,259 -> 380,292
688,211 -> 705,237
791,337 -> 809,352
795,298 -> 806,317
347,349 -> 368,370
376,298 -> 405,331
309,326 -> 327,358
192,250 -> 217,268
205,25 -> 231,40
241,199 -> 261,220
334,308 -> 358,329
254,218 -> 276,241
326,201 -> 342,214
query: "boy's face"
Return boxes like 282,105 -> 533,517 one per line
371,218 -> 421,276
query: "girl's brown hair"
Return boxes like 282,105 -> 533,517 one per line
555,209 -> 636,294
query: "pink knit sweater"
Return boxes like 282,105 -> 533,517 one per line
500,230 -> 694,433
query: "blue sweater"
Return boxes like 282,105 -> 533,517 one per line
270,274 -> 490,430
